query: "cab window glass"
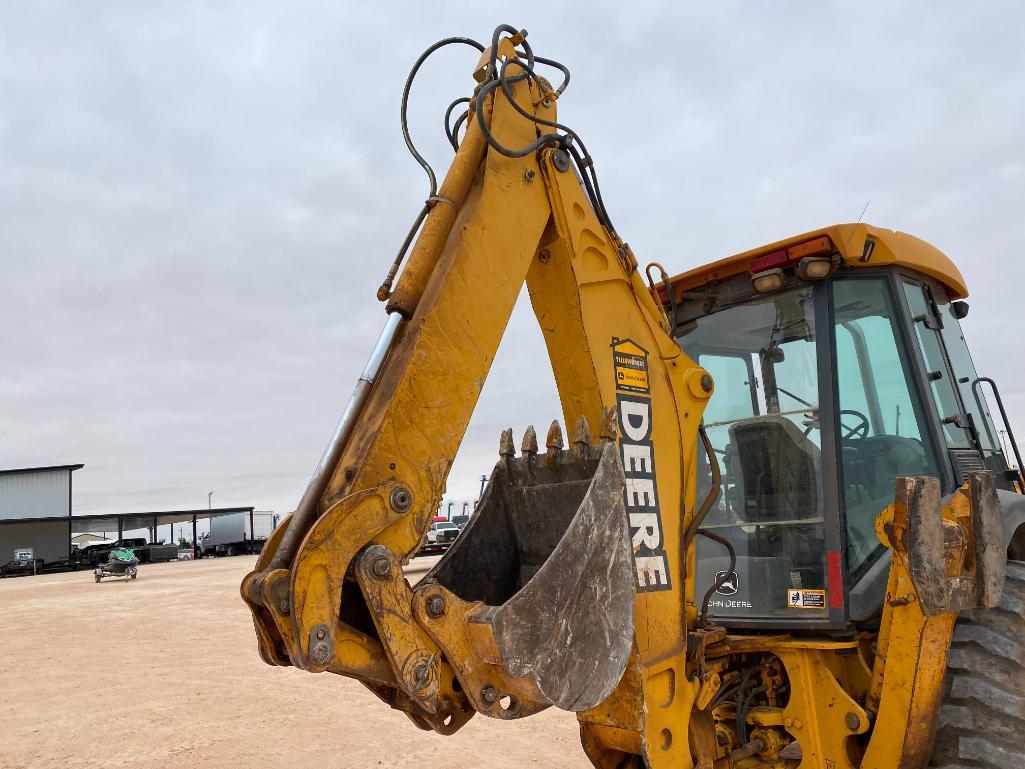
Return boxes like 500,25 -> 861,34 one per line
697,355 -> 757,504
679,285 -> 827,620
702,355 -> 756,424
902,282 -> 971,448
833,279 -> 942,573
936,302 -> 1004,460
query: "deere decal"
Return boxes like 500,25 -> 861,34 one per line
612,338 -> 670,592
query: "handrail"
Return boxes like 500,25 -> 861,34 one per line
972,377 -> 1025,484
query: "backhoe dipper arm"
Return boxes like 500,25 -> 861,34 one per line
242,30 -> 713,769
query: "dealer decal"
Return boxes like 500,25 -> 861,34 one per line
612,338 -> 671,592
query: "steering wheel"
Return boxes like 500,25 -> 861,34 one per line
839,409 -> 870,440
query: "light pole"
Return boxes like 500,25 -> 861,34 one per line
208,491 -> 213,510
477,474 -> 487,507
1000,431 -> 1015,468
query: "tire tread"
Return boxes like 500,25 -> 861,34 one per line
930,560 -> 1025,768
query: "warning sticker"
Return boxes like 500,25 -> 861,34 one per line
787,589 -> 826,609
612,338 -> 650,394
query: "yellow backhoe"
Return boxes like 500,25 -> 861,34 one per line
242,25 -> 1025,769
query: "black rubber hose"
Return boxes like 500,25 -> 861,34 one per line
534,54 -> 570,94
738,685 -> 767,744
474,40 -> 623,241
488,24 -> 533,79
684,428 -> 722,547
696,529 -> 737,628
708,681 -> 742,711
378,36 -> 483,301
708,663 -> 758,711
450,110 -> 469,149
568,144 -> 618,237
473,76 -> 559,158
496,57 -> 583,148
444,97 -> 471,150
401,37 -> 485,198
567,145 -> 618,236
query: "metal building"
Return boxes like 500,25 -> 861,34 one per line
0,464 -> 83,564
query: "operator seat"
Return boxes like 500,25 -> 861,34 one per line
727,415 -> 823,578
728,415 -> 820,522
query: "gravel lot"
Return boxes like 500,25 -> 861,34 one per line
0,555 -> 591,769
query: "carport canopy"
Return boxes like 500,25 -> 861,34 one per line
71,507 -> 256,543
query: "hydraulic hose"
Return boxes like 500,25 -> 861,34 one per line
684,427 -> 722,548
377,36 -> 484,301
696,528 -> 737,628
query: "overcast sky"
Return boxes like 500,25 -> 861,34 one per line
2,2 -> 1023,520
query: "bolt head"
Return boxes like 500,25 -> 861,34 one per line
523,169 -> 536,182
481,686 -> 498,704
845,712 -> 860,730
426,595 -> 446,618
371,557 -> 391,578
311,643 -> 330,664
315,629 -> 326,640
552,149 -> 571,173
701,374 -> 714,393
413,664 -> 429,686
389,486 -> 413,513
278,598 -> 290,615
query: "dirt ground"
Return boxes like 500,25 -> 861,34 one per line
0,555 -> 593,769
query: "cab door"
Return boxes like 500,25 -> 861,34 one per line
900,277 -> 1014,487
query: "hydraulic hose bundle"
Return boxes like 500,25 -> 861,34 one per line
378,24 -> 619,301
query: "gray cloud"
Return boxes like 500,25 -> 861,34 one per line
2,2 -> 1023,517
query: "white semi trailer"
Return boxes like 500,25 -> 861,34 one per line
202,511 -> 277,556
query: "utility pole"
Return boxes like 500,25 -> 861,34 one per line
208,491 -> 213,510
477,474 -> 487,507
1000,430 -> 1014,466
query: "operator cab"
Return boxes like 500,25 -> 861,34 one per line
670,224 -> 1021,629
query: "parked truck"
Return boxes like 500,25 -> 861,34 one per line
72,538 -> 179,567
201,511 -> 277,557
0,548 -> 44,578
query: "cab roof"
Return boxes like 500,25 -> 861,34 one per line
667,223 -> 968,300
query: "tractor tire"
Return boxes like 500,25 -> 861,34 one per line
930,560 -> 1025,768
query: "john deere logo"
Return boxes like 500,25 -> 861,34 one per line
715,570 -> 739,596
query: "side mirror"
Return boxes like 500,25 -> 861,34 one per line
951,300 -> 970,320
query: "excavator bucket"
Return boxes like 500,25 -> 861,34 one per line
415,417 -> 636,713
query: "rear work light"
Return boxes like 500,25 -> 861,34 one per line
749,235 -> 836,291
796,256 -> 836,280
752,268 -> 785,293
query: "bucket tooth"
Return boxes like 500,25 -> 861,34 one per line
499,428 -> 516,458
521,425 -> 538,482
521,425 -> 538,455
545,420 -> 564,470
499,428 -> 516,471
599,405 -> 618,444
571,415 -> 591,462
